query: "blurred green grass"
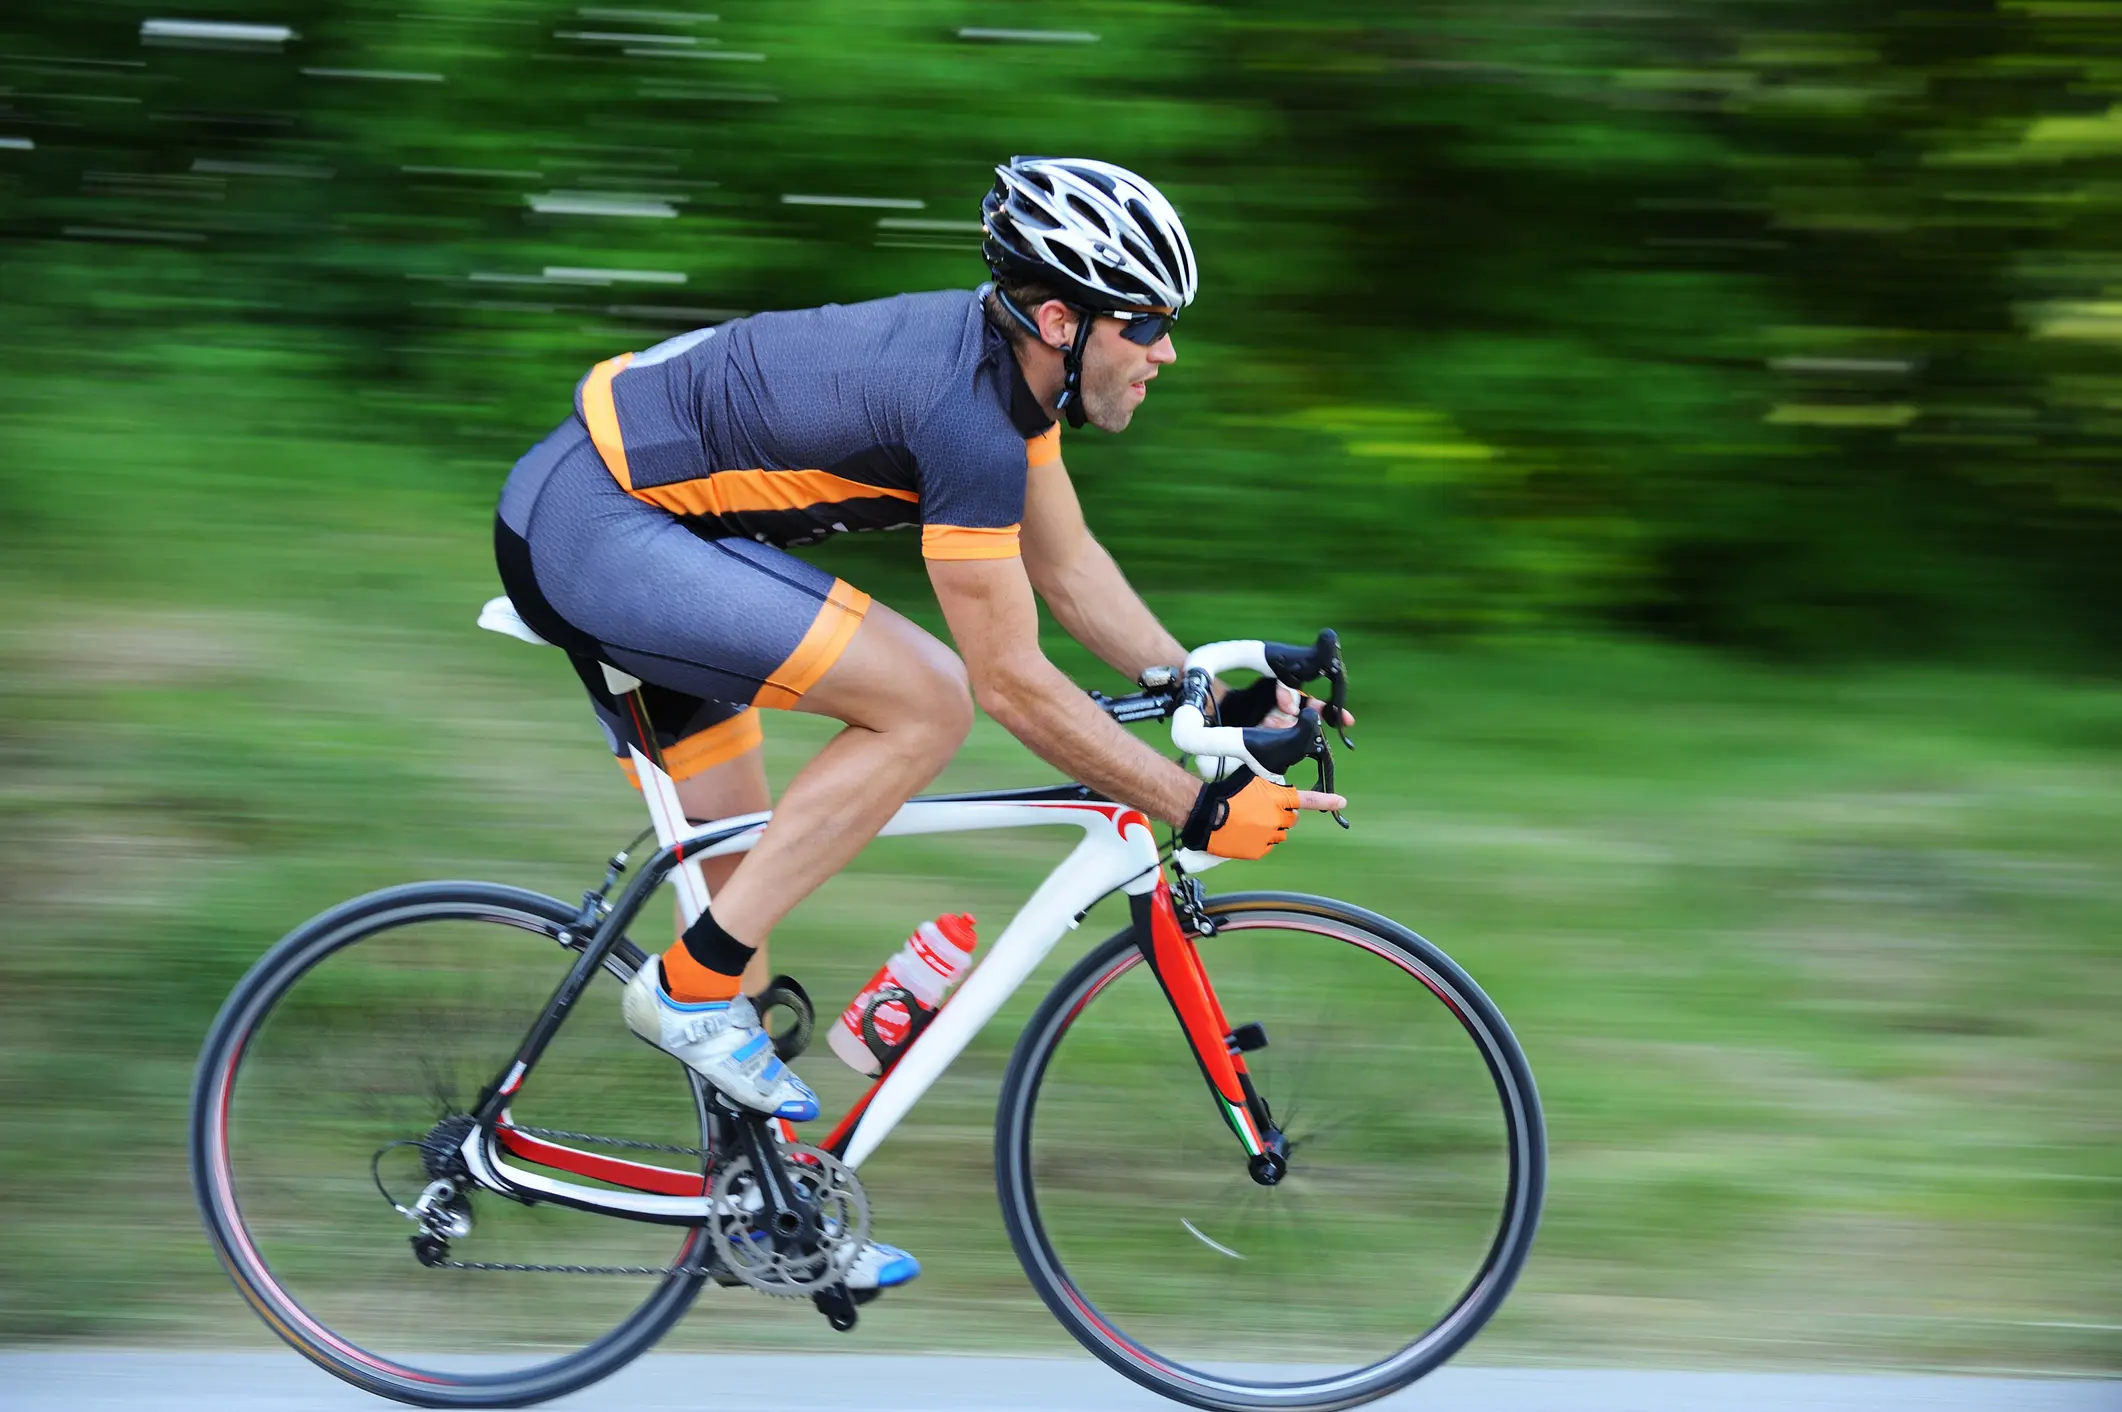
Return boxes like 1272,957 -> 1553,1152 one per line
1,356 -> 2118,1371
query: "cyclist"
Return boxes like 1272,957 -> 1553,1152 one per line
493,156 -> 1345,1291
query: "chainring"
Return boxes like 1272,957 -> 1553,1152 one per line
709,1141 -> 869,1297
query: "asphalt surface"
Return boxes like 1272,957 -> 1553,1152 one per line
1,1354 -> 2113,1412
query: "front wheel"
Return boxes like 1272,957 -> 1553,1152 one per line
996,891 -> 1545,1412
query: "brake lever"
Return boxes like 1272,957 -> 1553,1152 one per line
1296,629 -> 1354,750
1311,733 -> 1349,830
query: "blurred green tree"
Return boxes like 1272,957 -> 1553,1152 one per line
2,0 -> 2118,660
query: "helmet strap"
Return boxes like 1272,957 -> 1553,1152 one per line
985,281 -> 1043,341
1054,309 -> 1093,430
988,281 -> 1094,429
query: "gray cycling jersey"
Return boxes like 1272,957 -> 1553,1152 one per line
571,288 -> 1060,561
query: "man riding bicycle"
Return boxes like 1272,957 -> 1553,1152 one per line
492,156 -> 1345,1293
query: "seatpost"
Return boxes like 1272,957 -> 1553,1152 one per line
603,666 -> 668,774
600,663 -> 714,929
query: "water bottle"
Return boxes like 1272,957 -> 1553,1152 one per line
827,914 -> 978,1076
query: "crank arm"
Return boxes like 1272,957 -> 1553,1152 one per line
731,1105 -> 812,1250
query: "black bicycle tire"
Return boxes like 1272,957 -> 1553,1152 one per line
189,880 -> 710,1409
995,890 -> 1546,1412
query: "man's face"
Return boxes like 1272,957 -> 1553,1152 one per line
1075,311 -> 1177,433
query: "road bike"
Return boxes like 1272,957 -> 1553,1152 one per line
190,601 -> 1546,1412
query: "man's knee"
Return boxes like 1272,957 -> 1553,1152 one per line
801,601 -> 971,747
906,648 -> 974,751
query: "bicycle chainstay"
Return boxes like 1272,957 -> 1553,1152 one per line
426,1122 -> 720,1277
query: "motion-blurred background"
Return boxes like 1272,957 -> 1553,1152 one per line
2,0 -> 2117,1376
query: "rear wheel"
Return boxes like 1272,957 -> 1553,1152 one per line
996,891 -> 1544,1412
190,882 -> 711,1407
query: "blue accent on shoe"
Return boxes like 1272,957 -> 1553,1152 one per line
772,1081 -> 819,1122
871,1243 -> 921,1288
733,1031 -> 772,1062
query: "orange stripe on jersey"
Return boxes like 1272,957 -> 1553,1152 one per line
1026,425 -> 1061,468
922,523 -> 1022,561
616,710 -> 765,788
628,468 -> 918,520
581,352 -> 638,487
754,580 -> 870,710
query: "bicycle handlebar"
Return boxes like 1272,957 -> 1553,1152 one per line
1086,629 -> 1353,817
1170,629 -> 1351,781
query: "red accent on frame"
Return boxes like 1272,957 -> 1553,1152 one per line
1146,879 -> 1249,1109
495,1120 -> 709,1197
822,1077 -> 885,1157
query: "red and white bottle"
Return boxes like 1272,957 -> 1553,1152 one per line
827,914 -> 978,1076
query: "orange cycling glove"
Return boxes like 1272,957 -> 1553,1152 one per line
1180,767 -> 1302,860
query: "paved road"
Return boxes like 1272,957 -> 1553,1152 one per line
2,1354 -> 2113,1412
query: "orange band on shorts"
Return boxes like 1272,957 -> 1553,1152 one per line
616,709 -> 765,788
752,580 -> 870,710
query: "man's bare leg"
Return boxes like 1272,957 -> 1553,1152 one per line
674,746 -> 775,995
623,601 -> 968,1119
707,601 -> 972,947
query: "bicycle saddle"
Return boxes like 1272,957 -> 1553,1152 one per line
477,595 -> 552,648
478,595 -> 643,695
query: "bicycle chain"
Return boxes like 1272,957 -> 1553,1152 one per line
432,1255 -> 720,1276
430,1256 -> 721,1273
430,1123 -> 720,1277
496,1122 -> 712,1159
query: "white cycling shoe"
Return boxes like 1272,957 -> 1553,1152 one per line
845,1239 -> 921,1290
622,956 -> 819,1122
625,959 -> 914,1290
713,1233 -> 920,1292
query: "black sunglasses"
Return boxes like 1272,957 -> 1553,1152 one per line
1106,307 -> 1178,346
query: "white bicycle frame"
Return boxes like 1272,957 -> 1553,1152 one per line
464,598 -> 1283,1224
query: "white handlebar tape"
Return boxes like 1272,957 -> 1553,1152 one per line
1171,704 -> 1279,781
1183,639 -> 1273,679
1170,639 -> 1281,782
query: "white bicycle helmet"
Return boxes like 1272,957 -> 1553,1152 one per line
981,156 -> 1197,425
983,156 -> 1196,311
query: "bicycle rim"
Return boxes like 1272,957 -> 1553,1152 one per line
190,882 -> 710,1407
997,891 -> 1545,1412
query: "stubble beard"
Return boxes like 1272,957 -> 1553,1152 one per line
1082,358 -> 1140,433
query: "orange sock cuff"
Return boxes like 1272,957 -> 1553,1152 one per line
661,941 -> 743,1003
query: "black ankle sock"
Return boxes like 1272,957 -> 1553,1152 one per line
679,909 -> 757,979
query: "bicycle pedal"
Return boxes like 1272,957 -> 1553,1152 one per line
812,1282 -> 858,1332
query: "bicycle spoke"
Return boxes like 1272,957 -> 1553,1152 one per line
194,886 -> 712,1400
1000,896 -> 1544,1408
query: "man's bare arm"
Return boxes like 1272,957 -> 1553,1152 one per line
1018,456 -> 1185,681
1017,455 -> 1356,728
927,555 -> 1346,828
928,554 -> 1201,825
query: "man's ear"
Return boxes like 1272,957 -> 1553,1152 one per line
1034,299 -> 1078,352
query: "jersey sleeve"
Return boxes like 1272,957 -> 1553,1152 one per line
912,420 -> 1048,562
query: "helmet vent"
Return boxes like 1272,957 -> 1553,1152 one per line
1048,245 -> 1092,280
1118,233 -> 1159,278
1065,193 -> 1108,229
